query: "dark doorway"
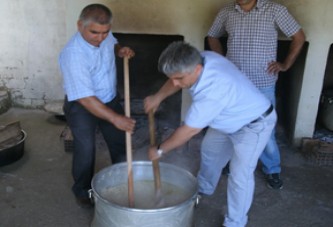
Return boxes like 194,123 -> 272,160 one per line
114,33 -> 184,131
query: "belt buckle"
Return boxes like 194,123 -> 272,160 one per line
251,104 -> 273,124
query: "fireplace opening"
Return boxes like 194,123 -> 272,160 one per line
114,33 -> 184,147
275,40 -> 308,135
314,43 -> 333,143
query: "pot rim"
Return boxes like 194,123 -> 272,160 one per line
91,161 -> 198,212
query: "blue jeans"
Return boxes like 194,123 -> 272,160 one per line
198,110 -> 277,227
64,96 -> 126,198
258,86 -> 281,174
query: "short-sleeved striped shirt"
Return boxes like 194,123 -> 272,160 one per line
207,0 -> 301,88
59,32 -> 118,103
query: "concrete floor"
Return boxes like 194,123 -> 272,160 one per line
1,107 -> 333,227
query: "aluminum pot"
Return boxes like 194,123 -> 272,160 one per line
90,161 -> 198,227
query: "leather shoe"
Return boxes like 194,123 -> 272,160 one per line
76,197 -> 94,209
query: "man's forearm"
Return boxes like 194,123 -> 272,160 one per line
155,79 -> 182,102
283,29 -> 306,70
159,125 -> 202,154
207,36 -> 224,55
114,44 -> 121,56
78,96 -> 118,123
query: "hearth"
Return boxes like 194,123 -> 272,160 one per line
114,33 -> 184,136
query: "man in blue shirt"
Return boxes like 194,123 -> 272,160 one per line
59,4 -> 135,208
145,41 -> 276,227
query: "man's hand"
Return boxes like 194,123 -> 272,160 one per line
267,61 -> 288,75
144,95 -> 162,114
148,146 -> 161,161
112,113 -> 136,133
78,96 -> 136,133
117,46 -> 135,59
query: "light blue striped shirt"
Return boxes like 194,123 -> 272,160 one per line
59,32 -> 118,103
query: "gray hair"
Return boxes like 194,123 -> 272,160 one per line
158,41 -> 203,76
79,4 -> 113,27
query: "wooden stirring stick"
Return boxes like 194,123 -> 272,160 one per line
148,111 -> 162,191
124,57 -> 135,208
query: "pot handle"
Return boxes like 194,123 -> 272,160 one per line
88,189 -> 94,201
194,193 -> 200,208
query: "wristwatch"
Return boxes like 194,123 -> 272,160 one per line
156,144 -> 164,157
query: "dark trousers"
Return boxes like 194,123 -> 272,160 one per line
64,96 -> 126,198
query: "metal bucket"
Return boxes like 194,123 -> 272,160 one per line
90,161 -> 198,227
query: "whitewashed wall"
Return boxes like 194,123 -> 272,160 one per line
0,0 -> 66,107
0,0 -> 332,145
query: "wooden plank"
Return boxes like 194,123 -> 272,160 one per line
301,137 -> 333,154
0,134 -> 23,150
301,137 -> 333,166
301,137 -> 320,155
0,121 -> 21,142
0,121 -> 21,144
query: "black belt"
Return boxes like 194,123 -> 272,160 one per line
250,104 -> 274,124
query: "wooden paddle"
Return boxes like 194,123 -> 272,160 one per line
148,111 -> 164,207
148,111 -> 162,191
124,57 -> 135,208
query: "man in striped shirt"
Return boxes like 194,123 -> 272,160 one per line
207,0 -> 305,190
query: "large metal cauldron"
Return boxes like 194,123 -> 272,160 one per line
90,161 -> 198,227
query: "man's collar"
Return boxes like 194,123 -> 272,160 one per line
256,0 -> 266,8
77,32 -> 99,50
234,0 -> 266,12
